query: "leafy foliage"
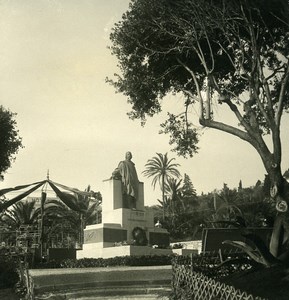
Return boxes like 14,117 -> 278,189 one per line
0,254 -> 19,288
0,106 -> 23,180
76,185 -> 102,226
172,251 -> 256,279
153,173 -> 204,240
206,181 -> 275,229
142,153 -> 181,188
150,176 -> 276,241
1,200 -> 40,227
160,113 -> 199,157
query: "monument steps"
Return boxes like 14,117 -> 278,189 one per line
30,266 -> 171,300
35,285 -> 170,299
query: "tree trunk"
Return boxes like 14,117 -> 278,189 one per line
162,174 -> 165,220
267,168 -> 289,260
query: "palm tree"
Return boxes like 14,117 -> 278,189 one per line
77,185 -> 102,227
0,200 -> 42,249
43,201 -> 82,248
143,153 -> 181,219
1,200 -> 40,228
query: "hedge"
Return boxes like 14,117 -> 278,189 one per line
34,254 -> 175,269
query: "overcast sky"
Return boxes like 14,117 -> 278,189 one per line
1,0 -> 289,206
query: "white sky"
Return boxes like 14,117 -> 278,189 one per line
1,0 -> 289,206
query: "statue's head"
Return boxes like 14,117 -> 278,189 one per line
125,151 -> 132,161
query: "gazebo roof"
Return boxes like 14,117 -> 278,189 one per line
0,179 -> 94,213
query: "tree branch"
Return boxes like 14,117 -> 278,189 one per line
276,62 -> 289,127
177,58 -> 204,118
266,65 -> 286,81
199,118 -> 253,143
257,57 -> 275,122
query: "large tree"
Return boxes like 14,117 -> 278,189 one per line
0,106 -> 23,180
109,0 -> 289,263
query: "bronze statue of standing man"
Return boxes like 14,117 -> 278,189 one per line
112,151 -> 139,209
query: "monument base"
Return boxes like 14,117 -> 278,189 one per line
77,245 -> 197,259
77,245 -> 170,259
82,223 -> 128,248
81,218 -> 170,254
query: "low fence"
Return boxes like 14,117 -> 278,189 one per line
171,264 -> 266,300
171,251 -> 267,300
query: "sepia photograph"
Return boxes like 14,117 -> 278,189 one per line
0,0 -> 289,299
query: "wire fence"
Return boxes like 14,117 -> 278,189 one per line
171,250 -> 267,300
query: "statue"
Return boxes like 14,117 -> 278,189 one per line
112,151 -> 139,209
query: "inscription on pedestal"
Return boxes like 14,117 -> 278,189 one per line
128,210 -> 146,223
84,228 -> 127,244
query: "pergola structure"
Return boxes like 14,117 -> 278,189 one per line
0,177 -> 97,257
0,177 -> 94,214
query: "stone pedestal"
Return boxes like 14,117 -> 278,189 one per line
102,179 -> 145,212
77,179 -> 170,259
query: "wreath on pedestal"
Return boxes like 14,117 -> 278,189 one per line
132,227 -> 148,246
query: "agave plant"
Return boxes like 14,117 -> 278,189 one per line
223,232 -> 282,267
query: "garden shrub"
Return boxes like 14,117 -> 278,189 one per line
172,251 -> 256,279
0,255 -> 19,288
34,254 -> 175,269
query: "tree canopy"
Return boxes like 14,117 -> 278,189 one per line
109,0 -> 289,169
0,106 -> 23,180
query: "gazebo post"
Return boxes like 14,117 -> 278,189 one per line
40,191 -> 46,260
